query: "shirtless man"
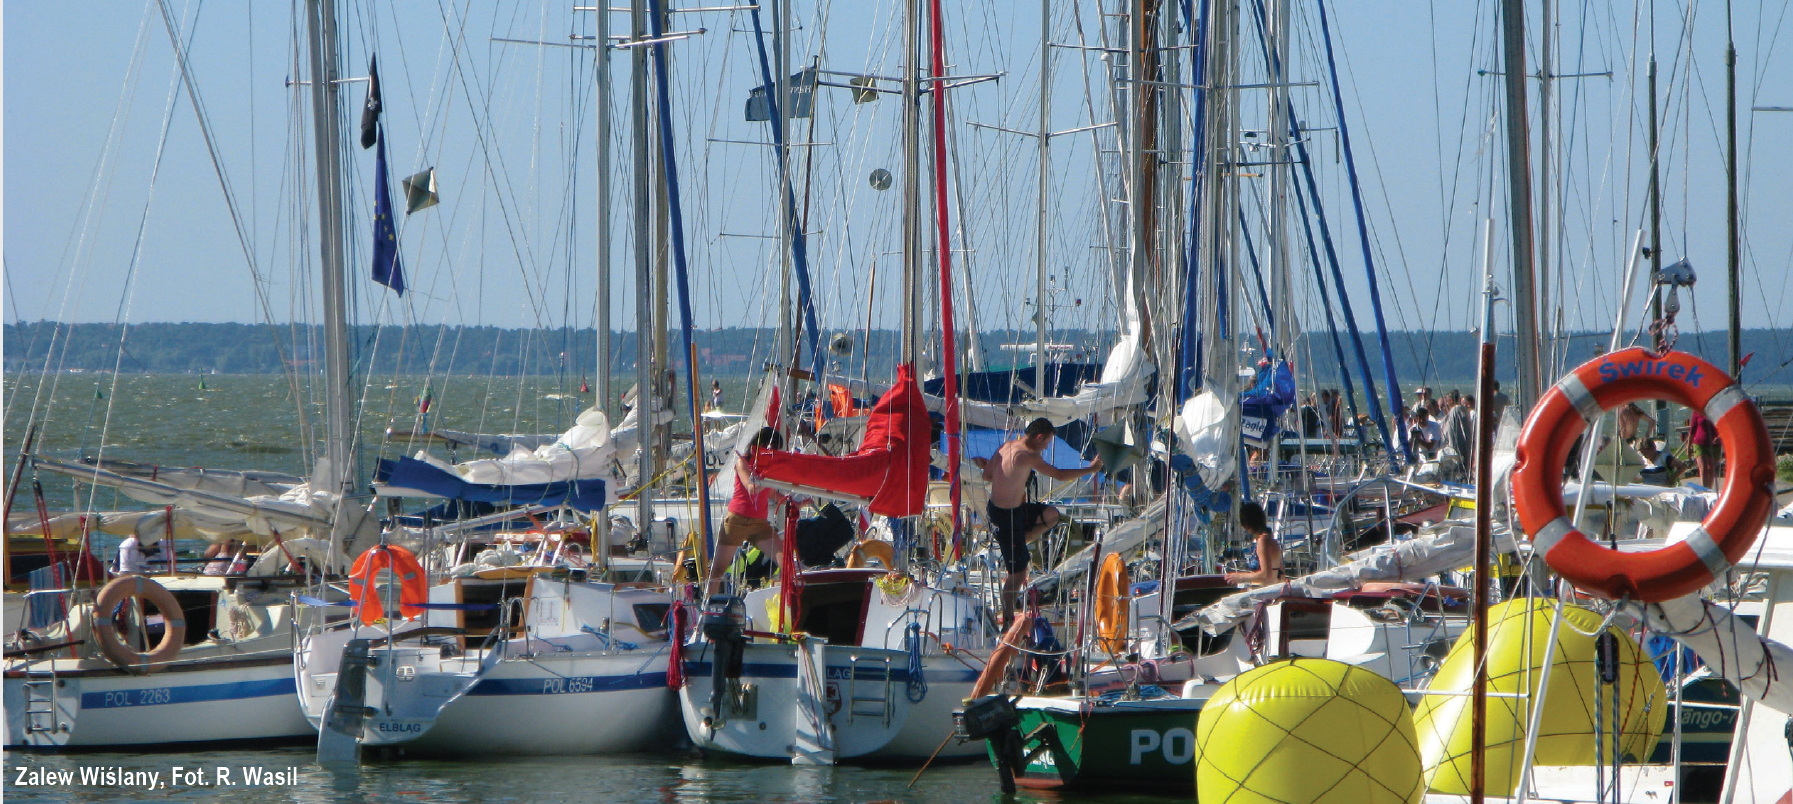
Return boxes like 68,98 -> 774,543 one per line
972,418 -> 1103,627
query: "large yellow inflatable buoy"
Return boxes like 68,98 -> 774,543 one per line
1197,657 -> 1423,804
1413,598 -> 1665,795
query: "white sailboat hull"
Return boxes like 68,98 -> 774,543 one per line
406,650 -> 679,755
679,641 -> 982,762
5,657 -> 312,748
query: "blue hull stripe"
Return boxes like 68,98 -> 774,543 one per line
80,677 -> 297,710
682,662 -> 979,684
465,672 -> 670,696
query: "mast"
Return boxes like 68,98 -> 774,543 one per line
1725,0 -> 1740,376
1646,9 -> 1663,353
1536,0 -> 1553,372
929,0 -> 964,552
593,0 -> 616,573
303,0 -> 355,497
772,0 -> 794,381
632,0 -> 655,538
901,0 -> 921,365
1266,0 -> 1290,356
1035,0 -> 1051,385
1128,0 -> 1158,353
1469,258 -> 1498,804
1499,0 -> 1541,413
1159,0 -> 1182,376
596,1 -> 614,416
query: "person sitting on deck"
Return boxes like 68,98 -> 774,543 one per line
116,533 -> 148,575
202,539 -> 240,576
1224,502 -> 1283,587
972,418 -> 1103,628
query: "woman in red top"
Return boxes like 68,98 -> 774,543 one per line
705,427 -> 788,597
1686,410 -> 1720,488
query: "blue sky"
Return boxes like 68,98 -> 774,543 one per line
5,0 -> 1790,346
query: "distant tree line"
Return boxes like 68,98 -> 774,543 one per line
6,321 -> 1791,388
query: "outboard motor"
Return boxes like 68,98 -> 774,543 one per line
954,694 -> 1024,793
701,595 -> 747,725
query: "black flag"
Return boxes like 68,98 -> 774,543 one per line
359,55 -> 382,150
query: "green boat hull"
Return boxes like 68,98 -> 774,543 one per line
984,697 -> 1205,792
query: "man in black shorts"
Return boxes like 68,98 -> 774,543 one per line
974,418 -> 1103,627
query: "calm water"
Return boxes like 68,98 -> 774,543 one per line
2,747 -> 1110,804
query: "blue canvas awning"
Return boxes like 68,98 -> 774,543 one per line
374,457 -> 609,513
956,429 -> 1084,471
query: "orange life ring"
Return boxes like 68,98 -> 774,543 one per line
348,545 -> 429,625
92,575 -> 186,674
1512,347 -> 1775,602
846,539 -> 897,569
970,611 -> 1034,698
1094,553 -> 1129,655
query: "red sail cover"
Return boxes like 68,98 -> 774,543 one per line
753,363 -> 929,517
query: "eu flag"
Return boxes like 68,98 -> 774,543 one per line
372,128 -> 405,296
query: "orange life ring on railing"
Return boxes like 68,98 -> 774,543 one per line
846,539 -> 896,569
348,545 -> 429,625
1512,347 -> 1775,602
92,575 -> 186,674
1094,553 -> 1130,655
970,612 -> 1034,699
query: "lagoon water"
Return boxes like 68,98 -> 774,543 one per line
3,373 -> 759,511
2,747 -> 1079,804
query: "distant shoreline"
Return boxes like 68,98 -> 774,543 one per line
7,322 -> 1793,388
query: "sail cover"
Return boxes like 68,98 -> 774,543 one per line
1023,335 -> 1155,426
754,363 -> 929,517
1181,522 -> 1490,634
374,457 -> 609,512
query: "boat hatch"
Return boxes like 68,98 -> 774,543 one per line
456,577 -> 533,641
632,602 -> 671,638
798,580 -> 872,646
168,589 -> 219,646
1271,599 -> 1332,659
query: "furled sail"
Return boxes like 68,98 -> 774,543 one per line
754,364 -> 930,517
1182,522 -> 1490,634
32,456 -> 336,541
422,408 -> 616,486
84,458 -> 302,498
1021,335 -> 1155,425
1174,389 -> 1237,490
374,408 -> 617,510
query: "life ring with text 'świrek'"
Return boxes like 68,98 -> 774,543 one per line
1512,347 -> 1774,602
93,575 -> 186,674
349,544 -> 429,625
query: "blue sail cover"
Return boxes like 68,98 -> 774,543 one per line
922,363 -> 1103,405
1239,359 -> 1296,448
375,457 -> 608,513
958,429 -> 1085,471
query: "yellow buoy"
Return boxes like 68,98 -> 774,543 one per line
1413,598 -> 1666,795
1197,657 -> 1423,804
